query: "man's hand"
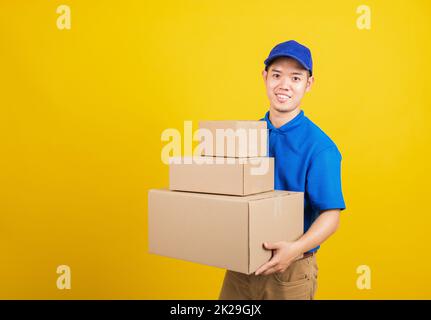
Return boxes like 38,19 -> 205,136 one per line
254,241 -> 303,276
254,209 -> 341,276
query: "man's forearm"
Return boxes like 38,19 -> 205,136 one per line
293,209 -> 341,254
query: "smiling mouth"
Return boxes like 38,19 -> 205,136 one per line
275,93 -> 291,103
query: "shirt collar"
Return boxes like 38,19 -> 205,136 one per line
263,109 -> 305,132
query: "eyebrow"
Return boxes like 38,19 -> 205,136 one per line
291,71 -> 305,75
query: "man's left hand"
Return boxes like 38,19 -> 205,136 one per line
254,241 -> 303,276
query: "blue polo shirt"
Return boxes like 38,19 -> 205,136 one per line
261,110 -> 346,253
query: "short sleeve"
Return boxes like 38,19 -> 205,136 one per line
306,146 -> 346,212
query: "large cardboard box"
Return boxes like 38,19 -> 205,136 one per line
148,189 -> 304,274
169,157 -> 274,196
198,120 -> 267,158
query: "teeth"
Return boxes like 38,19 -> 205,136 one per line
276,94 -> 290,100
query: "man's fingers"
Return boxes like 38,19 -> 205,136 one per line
262,267 -> 280,276
254,259 -> 279,276
254,262 -> 271,276
263,241 -> 281,250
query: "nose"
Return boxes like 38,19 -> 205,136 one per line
279,77 -> 292,91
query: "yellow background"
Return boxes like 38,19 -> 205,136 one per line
1,0 -> 430,299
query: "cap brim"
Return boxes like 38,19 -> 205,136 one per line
264,53 -> 312,75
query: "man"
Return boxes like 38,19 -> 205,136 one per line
219,40 -> 346,300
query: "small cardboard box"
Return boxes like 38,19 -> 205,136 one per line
148,189 -> 304,274
198,120 -> 267,158
169,157 -> 274,196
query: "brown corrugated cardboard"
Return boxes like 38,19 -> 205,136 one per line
169,157 -> 274,196
198,120 -> 267,158
148,189 -> 304,274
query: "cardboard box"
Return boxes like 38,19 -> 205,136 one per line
169,157 -> 274,196
148,189 -> 304,274
198,120 -> 267,158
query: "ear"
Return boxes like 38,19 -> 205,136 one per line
305,75 -> 314,92
262,69 -> 268,82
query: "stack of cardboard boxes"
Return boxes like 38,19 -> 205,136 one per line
148,120 -> 304,274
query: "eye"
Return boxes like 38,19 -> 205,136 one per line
292,76 -> 301,81
272,74 -> 280,78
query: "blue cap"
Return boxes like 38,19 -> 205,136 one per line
264,40 -> 313,75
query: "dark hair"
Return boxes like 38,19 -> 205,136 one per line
265,58 -> 312,76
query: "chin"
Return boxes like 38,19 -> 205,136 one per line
272,103 -> 296,113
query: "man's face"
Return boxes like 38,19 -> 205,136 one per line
262,57 -> 314,114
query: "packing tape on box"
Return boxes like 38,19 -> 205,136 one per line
274,192 -> 304,260
274,194 -> 282,218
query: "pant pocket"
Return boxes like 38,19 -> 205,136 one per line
272,258 -> 309,284
265,274 -> 311,300
265,258 -> 314,300
273,272 -> 308,286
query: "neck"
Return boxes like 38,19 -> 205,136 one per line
269,106 -> 301,128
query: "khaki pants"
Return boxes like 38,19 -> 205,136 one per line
219,254 -> 318,300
